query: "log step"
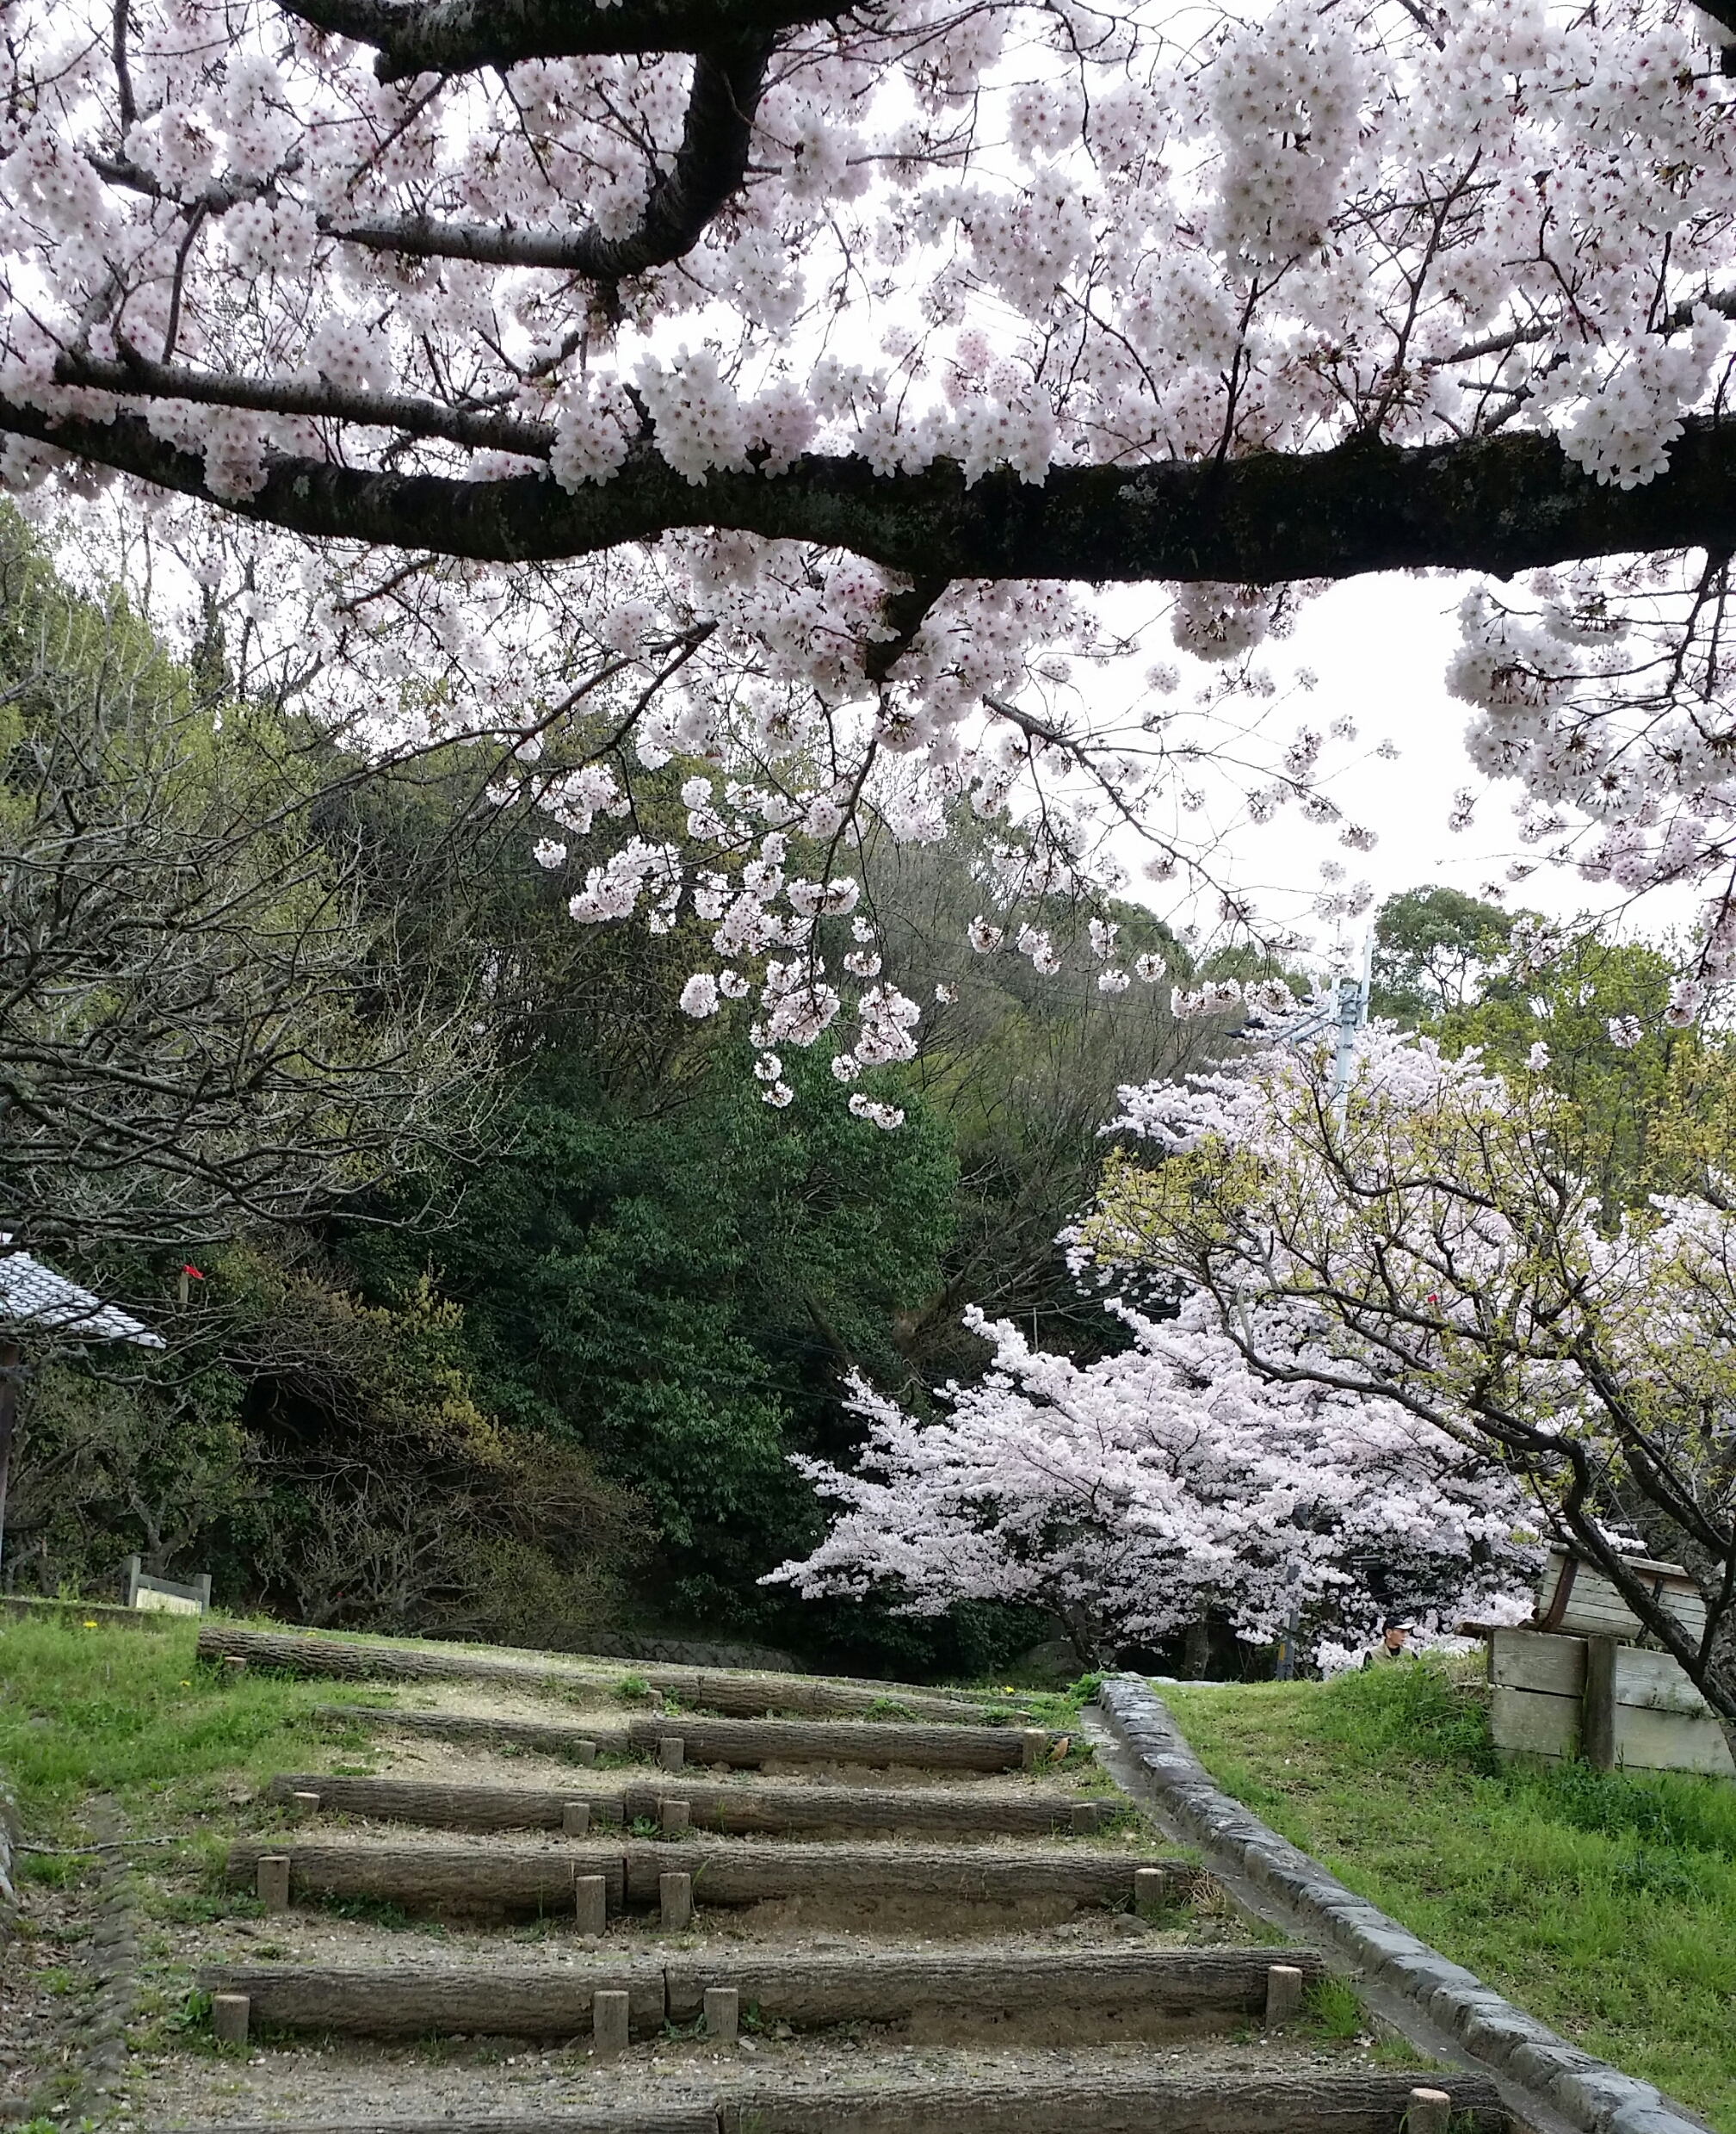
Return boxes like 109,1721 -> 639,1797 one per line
266,1773 -> 1113,1840
198,1947 -> 1326,2042
662,1945 -> 1315,2026
176,2068 -> 1504,2134
224,1839 -> 1193,1918
201,1627 -> 1016,1723
227,1840 -> 627,1917
312,1705 -> 1047,1772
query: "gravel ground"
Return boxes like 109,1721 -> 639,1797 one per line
0,1877 -> 94,2119
122,2029 -> 1381,2131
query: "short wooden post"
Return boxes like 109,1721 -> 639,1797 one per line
562,1800 -> 590,1837
1265,1963 -> 1304,2028
1583,1636 -> 1618,1772
1019,1729 -> 1047,1771
593,1988 -> 630,2060
256,1855 -> 291,1913
1072,1801 -> 1100,1837
1135,1866 -> 1172,1917
658,1736 -> 685,1772
703,1985 -> 739,2042
571,1740 -> 598,1768
574,1872 -> 608,1936
121,1555 -> 142,1609
194,1573 -> 213,1612
659,1870 -> 694,1930
211,1992 -> 250,2045
1406,2088 -> 1453,2134
658,1797 -> 692,1837
222,1655 -> 247,1680
288,1791 -> 320,1822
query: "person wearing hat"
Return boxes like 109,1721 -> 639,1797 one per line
1363,1618 -> 1416,1666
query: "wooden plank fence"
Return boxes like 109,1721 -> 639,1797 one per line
1488,1628 -> 1733,1778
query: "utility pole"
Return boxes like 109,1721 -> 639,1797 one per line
1266,931 -> 1373,1123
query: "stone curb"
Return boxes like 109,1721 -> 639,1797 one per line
1097,1675 -> 1712,2134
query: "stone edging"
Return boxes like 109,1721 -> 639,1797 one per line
1096,1675 -> 1708,2134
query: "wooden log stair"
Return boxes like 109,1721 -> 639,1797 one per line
149,1628 -> 1509,2134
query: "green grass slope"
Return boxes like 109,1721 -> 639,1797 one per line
1165,1661 -> 1736,2134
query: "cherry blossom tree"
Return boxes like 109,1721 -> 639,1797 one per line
1075,1015 -> 1736,1757
766,1287 -> 1538,1667
5,0 -> 1736,1074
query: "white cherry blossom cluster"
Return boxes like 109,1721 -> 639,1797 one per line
9,0 -> 1733,1045
767,1286 -> 1536,1659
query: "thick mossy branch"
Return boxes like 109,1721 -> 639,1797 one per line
9,404 -> 1736,585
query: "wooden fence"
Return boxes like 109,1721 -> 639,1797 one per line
1488,1628 -> 1733,1778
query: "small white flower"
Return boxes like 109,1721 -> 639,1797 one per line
532,838 -> 568,869
679,974 -> 720,1018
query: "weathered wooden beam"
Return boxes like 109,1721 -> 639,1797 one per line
198,1946 -> 1322,2044
195,2074 -> 1503,2134
313,1704 -> 617,1759
200,1961 -> 666,2038
225,1840 -> 626,1917
224,1837 -> 1189,1918
1583,1636 -> 1619,1772
621,1838 -> 1191,1911
711,2069 -> 1505,2134
662,1946 -> 1323,2028
201,1626 -> 1012,1723
311,1704 -> 1047,1772
267,1773 -> 1107,1840
620,1716 -> 1041,1772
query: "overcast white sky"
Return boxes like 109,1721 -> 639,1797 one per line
1092,568 -> 1701,974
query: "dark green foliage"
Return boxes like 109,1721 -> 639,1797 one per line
346,1040 -> 958,1651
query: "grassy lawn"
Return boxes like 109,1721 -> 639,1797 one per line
1165,1661 -> 1736,2134
0,1611 -> 391,1841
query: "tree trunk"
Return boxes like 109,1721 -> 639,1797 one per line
0,1342 -> 19,1582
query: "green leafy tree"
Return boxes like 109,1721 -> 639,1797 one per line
1371,885 -> 1513,1024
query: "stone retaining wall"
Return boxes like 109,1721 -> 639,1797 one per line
1096,1675 -> 1711,2134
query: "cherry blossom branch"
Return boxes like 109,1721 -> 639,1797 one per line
51,350 -> 554,459
329,33 -> 776,289
275,0 -> 837,78
13,399 -> 1736,588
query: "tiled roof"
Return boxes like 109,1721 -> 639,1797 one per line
0,1251 -> 165,1347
